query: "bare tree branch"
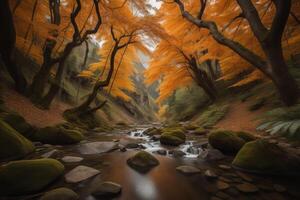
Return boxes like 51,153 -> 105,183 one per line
236,0 -> 268,41
173,0 -> 269,77
197,0 -> 207,19
290,11 -> 300,25
269,0 -> 292,40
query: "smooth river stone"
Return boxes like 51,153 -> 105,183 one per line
91,181 -> 122,198
176,165 -> 201,174
41,149 -> 58,158
78,142 -> 118,155
62,156 -> 83,163
65,165 -> 100,183
236,183 -> 259,193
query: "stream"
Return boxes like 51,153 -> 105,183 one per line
8,125 -> 300,200
127,128 -> 204,158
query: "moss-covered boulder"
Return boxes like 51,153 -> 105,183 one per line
0,112 -> 36,139
235,131 -> 257,142
232,140 -> 300,175
127,151 -> 159,173
184,124 -> 198,130
0,159 -> 65,196
0,120 -> 34,161
40,187 -> 79,200
143,127 -> 162,136
208,130 -> 246,154
162,126 -> 186,133
160,129 -> 186,146
34,125 -> 84,145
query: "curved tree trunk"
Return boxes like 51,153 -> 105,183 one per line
28,0 -> 61,101
189,58 -> 217,102
263,40 -> 299,106
69,39 -> 120,113
28,39 -> 57,102
0,0 -> 27,93
38,44 -> 72,109
174,0 -> 298,106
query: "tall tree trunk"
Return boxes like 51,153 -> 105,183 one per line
38,46 -> 71,109
0,0 -> 27,93
194,72 -> 217,102
28,0 -> 60,101
263,41 -> 299,106
189,58 -> 217,101
28,40 -> 57,101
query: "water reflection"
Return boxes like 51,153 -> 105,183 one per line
128,169 -> 157,200
84,152 -> 209,200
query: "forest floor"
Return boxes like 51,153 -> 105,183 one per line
215,100 -> 266,134
2,88 -> 68,127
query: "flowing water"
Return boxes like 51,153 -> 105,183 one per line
127,128 -> 204,158
76,127 -> 213,200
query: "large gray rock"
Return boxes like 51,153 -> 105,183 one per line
65,165 -> 100,183
78,142 -> 118,155
198,149 -> 225,161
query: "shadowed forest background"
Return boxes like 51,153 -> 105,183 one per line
1,0 -> 300,200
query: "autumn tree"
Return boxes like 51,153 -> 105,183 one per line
67,1 -> 163,115
167,0 -> 299,106
68,26 -> 137,115
0,0 -> 27,93
38,0 -> 102,109
145,38 -> 220,103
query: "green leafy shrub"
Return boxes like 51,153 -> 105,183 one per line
195,104 -> 229,128
257,104 -> 300,139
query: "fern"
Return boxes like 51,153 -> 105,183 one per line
257,104 -> 300,139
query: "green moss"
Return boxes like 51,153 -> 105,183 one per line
160,130 -> 186,146
0,120 -> 34,161
0,112 -> 36,139
115,121 -> 128,126
208,130 -> 245,154
192,127 -> 207,135
195,104 -> 229,128
162,127 -> 185,136
235,131 -> 257,142
127,151 -> 159,173
184,124 -> 198,130
232,140 -> 300,175
34,125 -> 84,145
0,159 -> 65,196
143,127 -> 162,136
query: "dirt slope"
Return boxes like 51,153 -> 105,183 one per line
215,101 -> 265,133
3,88 -> 69,127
